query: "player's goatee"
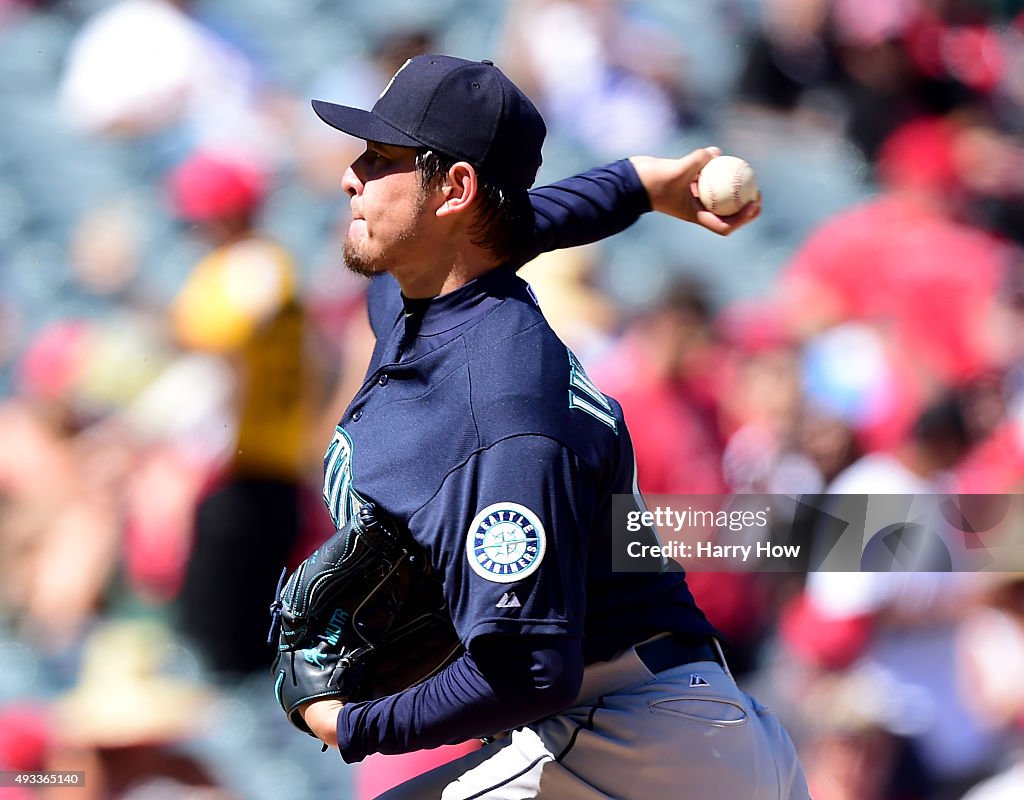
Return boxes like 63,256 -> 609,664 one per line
342,239 -> 378,278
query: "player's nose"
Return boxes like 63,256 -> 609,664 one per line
341,164 -> 361,198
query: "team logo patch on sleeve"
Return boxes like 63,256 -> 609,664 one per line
466,503 -> 546,584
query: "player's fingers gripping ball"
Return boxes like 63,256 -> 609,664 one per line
269,503 -> 462,734
696,155 -> 759,216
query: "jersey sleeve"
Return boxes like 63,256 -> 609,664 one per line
520,158 -> 651,267
410,434 -> 595,648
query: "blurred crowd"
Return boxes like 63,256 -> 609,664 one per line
2,0 -> 1024,798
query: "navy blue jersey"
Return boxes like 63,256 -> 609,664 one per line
324,160 -> 718,758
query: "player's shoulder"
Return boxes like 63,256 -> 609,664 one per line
464,276 -> 624,461
463,273 -> 572,402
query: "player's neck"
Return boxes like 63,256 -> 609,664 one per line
393,244 -> 503,299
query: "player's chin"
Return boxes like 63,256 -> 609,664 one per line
342,240 -> 384,279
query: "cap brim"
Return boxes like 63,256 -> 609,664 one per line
311,100 -> 423,148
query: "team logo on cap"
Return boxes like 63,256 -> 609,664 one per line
466,502 -> 546,584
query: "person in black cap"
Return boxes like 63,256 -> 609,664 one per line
288,54 -> 808,799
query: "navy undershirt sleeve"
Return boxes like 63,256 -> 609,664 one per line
336,634 -> 584,763
520,158 -> 650,266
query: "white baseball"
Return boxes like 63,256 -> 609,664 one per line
697,155 -> 759,216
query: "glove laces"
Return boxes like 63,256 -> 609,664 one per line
266,566 -> 288,645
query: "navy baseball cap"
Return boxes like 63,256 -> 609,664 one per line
312,55 -> 546,190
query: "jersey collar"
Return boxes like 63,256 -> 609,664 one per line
400,266 -> 520,336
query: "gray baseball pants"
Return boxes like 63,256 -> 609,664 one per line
374,640 -> 811,799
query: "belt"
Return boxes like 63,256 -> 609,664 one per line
635,635 -> 719,674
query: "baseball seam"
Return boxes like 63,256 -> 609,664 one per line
732,167 -> 743,211
707,182 -> 718,213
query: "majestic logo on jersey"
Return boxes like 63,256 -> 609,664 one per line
322,426 -> 365,529
567,348 -> 617,432
496,592 -> 521,608
466,503 -> 546,584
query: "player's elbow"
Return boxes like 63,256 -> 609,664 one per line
473,633 -> 584,718
530,660 -> 583,715
494,656 -> 581,722
541,642 -> 584,701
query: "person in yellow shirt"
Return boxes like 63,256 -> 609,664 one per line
168,151 -> 310,675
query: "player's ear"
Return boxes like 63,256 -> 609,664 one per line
436,162 -> 478,219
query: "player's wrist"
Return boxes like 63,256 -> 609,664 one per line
627,156 -> 674,214
299,698 -> 346,747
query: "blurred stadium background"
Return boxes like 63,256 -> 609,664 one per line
2,0 -> 1024,798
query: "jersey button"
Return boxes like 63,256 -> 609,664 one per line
378,374 -> 389,386
352,409 -> 363,422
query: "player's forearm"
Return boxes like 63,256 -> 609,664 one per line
335,636 -> 583,762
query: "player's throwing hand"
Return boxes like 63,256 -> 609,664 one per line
630,147 -> 762,236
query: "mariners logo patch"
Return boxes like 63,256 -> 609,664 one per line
466,503 -> 546,584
